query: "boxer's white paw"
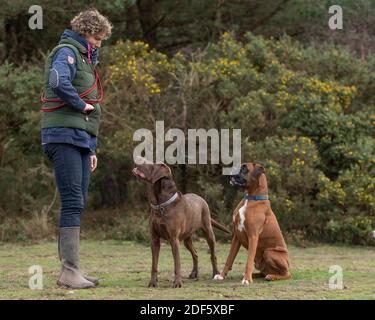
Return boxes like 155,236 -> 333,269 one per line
241,279 -> 250,286
265,274 -> 275,281
214,274 -> 224,280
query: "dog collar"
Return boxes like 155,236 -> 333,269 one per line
150,192 -> 179,213
244,194 -> 269,201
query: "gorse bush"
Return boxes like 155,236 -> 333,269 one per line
102,32 -> 374,244
0,32 -> 373,244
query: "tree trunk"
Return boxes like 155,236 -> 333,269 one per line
137,0 -> 159,47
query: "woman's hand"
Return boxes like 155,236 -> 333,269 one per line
90,155 -> 97,172
84,103 -> 95,113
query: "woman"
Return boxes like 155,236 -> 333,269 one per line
41,9 -> 112,289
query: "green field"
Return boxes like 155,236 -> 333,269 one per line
0,240 -> 374,300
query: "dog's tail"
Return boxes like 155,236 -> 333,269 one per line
211,219 -> 231,234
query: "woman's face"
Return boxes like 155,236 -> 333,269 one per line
85,32 -> 106,49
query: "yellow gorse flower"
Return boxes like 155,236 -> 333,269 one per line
108,40 -> 174,95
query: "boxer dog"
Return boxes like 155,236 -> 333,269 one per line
214,162 -> 291,285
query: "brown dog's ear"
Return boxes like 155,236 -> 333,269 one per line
258,165 -> 265,175
151,163 -> 171,184
250,165 -> 265,182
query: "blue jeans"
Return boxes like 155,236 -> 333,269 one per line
43,143 -> 91,228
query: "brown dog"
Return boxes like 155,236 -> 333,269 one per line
132,159 -> 230,288
214,163 -> 291,285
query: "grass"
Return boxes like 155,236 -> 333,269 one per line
0,239 -> 374,300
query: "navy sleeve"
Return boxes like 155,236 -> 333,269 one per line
49,47 -> 86,111
89,135 -> 97,156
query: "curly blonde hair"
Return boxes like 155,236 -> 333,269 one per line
71,9 -> 112,39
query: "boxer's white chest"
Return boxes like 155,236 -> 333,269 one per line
237,200 -> 248,232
